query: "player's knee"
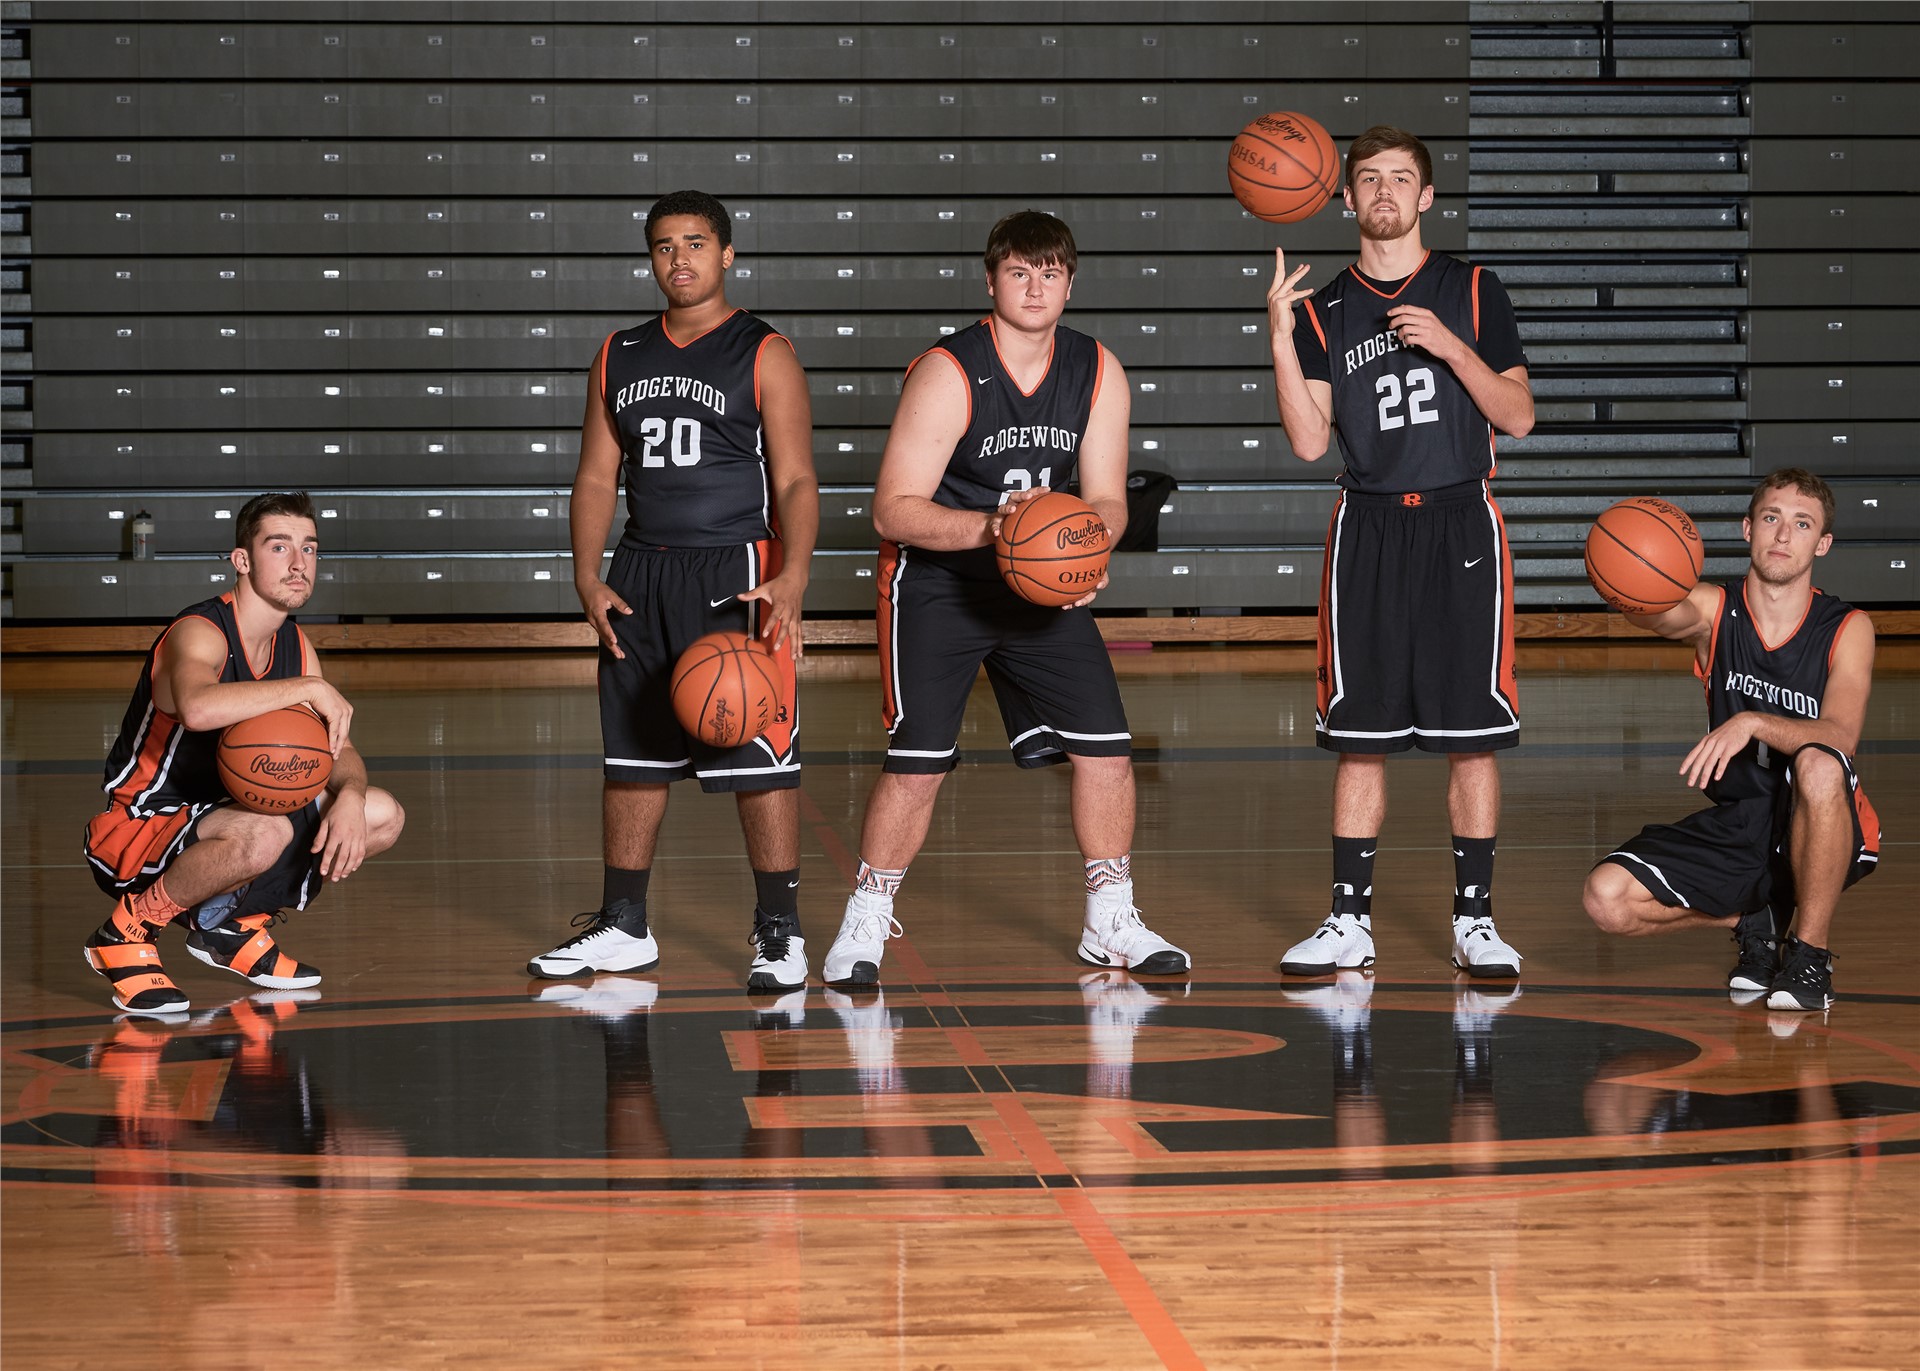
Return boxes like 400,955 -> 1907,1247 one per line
366,788 -> 406,850
1582,865 -> 1636,935
233,812 -> 296,874
1066,752 -> 1130,778
1791,747 -> 1846,807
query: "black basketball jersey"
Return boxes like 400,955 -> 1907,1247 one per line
599,309 -> 790,548
101,593 -> 312,817
1297,252 -> 1523,494
906,317 -> 1103,580
1699,581 -> 1865,802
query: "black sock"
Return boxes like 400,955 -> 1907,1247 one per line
1332,837 -> 1377,916
604,865 -> 650,913
753,868 -> 801,934
1453,836 -> 1496,905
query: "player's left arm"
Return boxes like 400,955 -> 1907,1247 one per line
302,637 -> 374,880
1679,612 -> 1877,789
738,337 -> 818,658
1384,270 -> 1535,438
1060,345 -> 1132,610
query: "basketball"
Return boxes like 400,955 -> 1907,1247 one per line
995,490 -> 1112,608
1228,111 -> 1342,223
1584,497 -> 1706,614
670,631 -> 785,749
217,705 -> 334,814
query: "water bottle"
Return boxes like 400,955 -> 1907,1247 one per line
131,509 -> 155,561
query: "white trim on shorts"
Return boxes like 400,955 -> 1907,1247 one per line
606,755 -> 691,770
1606,850 -> 1690,907
1478,483 -> 1520,728
885,545 -> 909,731
886,745 -> 958,760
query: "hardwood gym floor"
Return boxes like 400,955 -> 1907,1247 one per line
5,643 -> 1917,1369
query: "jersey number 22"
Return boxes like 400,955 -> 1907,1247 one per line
1376,368 -> 1438,431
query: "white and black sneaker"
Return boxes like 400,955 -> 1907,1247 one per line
824,890 -> 903,986
1728,906 -> 1781,1004
748,915 -> 808,992
527,902 -> 660,979
1451,914 -> 1522,979
1078,883 -> 1191,975
1280,913 -> 1375,976
1766,936 -> 1834,1012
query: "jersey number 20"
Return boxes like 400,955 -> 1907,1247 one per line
1376,368 -> 1438,431
637,416 -> 703,467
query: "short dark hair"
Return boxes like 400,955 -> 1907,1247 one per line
235,492 -> 317,551
645,189 -> 733,249
1749,467 -> 1837,535
983,210 -> 1078,277
1345,125 -> 1433,191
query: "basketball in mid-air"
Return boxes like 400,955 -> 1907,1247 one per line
1585,497 -> 1706,614
1228,111 -> 1342,223
670,631 -> 784,749
218,705 -> 334,813
995,491 -> 1112,608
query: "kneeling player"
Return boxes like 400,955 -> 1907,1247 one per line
83,492 -> 406,1015
1583,470 -> 1878,1010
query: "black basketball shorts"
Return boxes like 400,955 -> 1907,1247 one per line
875,544 -> 1131,775
1316,480 -> 1519,755
598,539 -> 799,793
1599,743 -> 1880,917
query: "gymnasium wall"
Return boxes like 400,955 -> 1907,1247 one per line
3,1 -> 1916,622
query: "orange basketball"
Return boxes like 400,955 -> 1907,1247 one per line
1228,110 -> 1342,223
670,631 -> 785,749
995,491 -> 1112,608
217,705 -> 334,814
1585,497 -> 1706,614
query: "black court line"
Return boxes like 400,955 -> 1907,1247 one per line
10,736 -> 1920,777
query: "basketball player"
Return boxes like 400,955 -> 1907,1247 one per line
526,189 -> 819,992
82,492 -> 406,1016
820,210 -> 1189,985
1265,126 -> 1534,979
1583,470 -> 1878,1012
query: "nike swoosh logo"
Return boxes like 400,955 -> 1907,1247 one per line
1453,849 -> 1465,857
710,596 -> 736,607
1083,948 -> 1113,965
976,375 -> 991,385
1325,298 -> 1341,308
1464,557 -> 1484,568
622,338 -> 642,346
786,880 -> 799,889
1360,850 -> 1376,859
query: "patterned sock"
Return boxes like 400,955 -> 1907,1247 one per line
855,860 -> 906,899
127,875 -> 186,930
753,868 -> 801,935
1453,836 -> 1496,917
1331,837 -> 1377,916
1085,855 -> 1132,896
604,865 -> 650,914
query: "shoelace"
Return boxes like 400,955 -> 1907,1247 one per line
851,910 -> 905,945
750,927 -> 795,961
563,908 -> 635,946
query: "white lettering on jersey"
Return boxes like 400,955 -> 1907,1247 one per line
612,375 -> 728,417
1343,329 -> 1405,377
1723,669 -> 1821,720
975,425 -> 1081,462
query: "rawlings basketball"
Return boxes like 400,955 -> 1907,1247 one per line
995,491 -> 1112,608
670,631 -> 785,749
1584,497 -> 1706,614
217,705 -> 334,814
1228,110 -> 1342,224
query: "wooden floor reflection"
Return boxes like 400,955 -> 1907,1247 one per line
5,645 -> 1918,1369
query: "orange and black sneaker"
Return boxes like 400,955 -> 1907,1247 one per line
186,912 -> 321,990
83,897 -> 190,1016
